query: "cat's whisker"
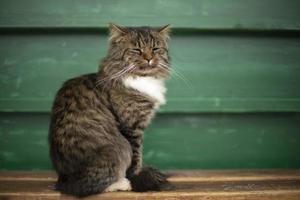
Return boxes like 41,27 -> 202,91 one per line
158,62 -> 169,68
156,65 -> 177,80
166,67 -> 192,88
107,68 -> 129,81
95,75 -> 115,87
96,64 -> 137,90
113,65 -> 136,80
171,68 -> 193,88
117,64 -> 136,77
112,64 -> 136,85
95,65 -> 134,88
110,64 -> 137,86
158,63 -> 193,88
111,65 -> 134,79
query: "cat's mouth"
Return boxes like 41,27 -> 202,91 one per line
129,62 -> 169,78
137,63 -> 160,72
139,60 -> 158,68
140,63 -> 155,68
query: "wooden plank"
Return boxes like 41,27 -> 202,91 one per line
1,192 -> 300,200
1,32 -> 300,113
1,170 -> 300,182
0,170 -> 300,199
168,169 -> 300,182
0,0 -> 300,30
1,113 -> 300,170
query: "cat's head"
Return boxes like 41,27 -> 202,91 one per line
100,24 -> 171,79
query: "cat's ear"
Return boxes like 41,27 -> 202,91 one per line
108,23 -> 128,41
158,24 -> 171,39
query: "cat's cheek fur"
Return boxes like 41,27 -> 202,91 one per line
123,76 -> 166,107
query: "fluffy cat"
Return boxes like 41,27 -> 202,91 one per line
48,23 -> 171,197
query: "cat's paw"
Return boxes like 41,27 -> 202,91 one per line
104,178 -> 132,192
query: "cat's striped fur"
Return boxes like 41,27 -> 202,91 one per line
48,24 -> 171,197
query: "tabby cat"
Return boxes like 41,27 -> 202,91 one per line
48,24 -> 171,197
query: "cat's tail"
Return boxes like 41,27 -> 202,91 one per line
55,170 -> 114,197
128,166 -> 170,192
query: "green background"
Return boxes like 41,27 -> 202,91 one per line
0,0 -> 300,170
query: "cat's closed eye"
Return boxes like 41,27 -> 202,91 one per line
152,47 -> 160,52
152,47 -> 165,54
130,48 -> 142,54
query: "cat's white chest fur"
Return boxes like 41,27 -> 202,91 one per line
123,76 -> 166,106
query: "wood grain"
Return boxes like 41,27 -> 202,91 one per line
0,170 -> 299,200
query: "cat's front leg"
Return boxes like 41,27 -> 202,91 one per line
125,129 -> 144,178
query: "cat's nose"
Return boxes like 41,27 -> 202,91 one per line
148,59 -> 154,66
144,58 -> 154,66
143,53 -> 153,63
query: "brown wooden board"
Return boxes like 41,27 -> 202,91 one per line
0,170 -> 299,199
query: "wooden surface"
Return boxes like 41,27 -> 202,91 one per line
0,170 -> 300,199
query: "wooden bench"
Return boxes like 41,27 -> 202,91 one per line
0,170 -> 300,199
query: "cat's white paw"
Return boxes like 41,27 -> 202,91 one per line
104,178 -> 132,192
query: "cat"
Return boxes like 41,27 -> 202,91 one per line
48,23 -> 171,197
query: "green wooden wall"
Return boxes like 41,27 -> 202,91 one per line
0,0 -> 300,170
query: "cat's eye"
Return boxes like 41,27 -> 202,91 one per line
152,47 -> 160,52
130,48 -> 142,54
152,47 -> 165,54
